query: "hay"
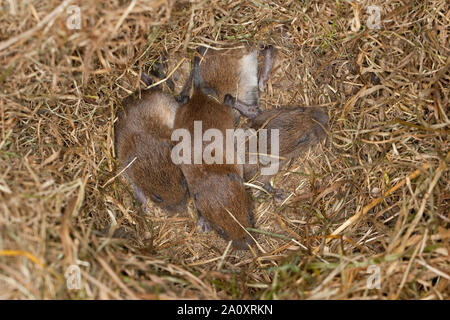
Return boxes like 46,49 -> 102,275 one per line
0,0 -> 448,299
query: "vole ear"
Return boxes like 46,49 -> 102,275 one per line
215,226 -> 229,240
226,172 -> 241,181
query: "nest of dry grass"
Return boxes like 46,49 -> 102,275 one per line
0,0 -> 448,299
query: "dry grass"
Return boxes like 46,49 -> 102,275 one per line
0,0 -> 448,299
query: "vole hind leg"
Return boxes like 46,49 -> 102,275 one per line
176,47 -> 207,103
223,94 -> 261,119
258,44 -> 275,92
176,74 -> 218,104
131,182 -> 149,214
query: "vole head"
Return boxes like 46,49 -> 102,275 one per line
191,170 -> 254,250
252,106 -> 328,159
136,157 -> 189,214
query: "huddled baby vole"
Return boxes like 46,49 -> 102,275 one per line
173,64 -> 254,250
115,72 -> 189,214
239,102 -> 329,197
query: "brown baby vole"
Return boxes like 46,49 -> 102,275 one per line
115,73 -> 189,214
173,83 -> 254,250
224,96 -> 329,199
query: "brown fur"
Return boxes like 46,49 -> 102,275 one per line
173,89 -> 254,249
197,45 -> 259,106
115,88 -> 189,214
243,106 -> 329,185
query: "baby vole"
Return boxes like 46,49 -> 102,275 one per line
224,96 -> 329,198
115,73 -> 189,214
173,78 -> 254,250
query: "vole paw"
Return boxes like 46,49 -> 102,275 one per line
223,94 -> 236,107
263,183 -> 286,204
273,190 -> 287,204
244,105 -> 262,119
140,72 -> 153,86
197,215 -> 212,233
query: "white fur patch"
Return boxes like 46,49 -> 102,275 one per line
164,98 -> 178,129
154,92 -> 178,129
238,49 -> 258,104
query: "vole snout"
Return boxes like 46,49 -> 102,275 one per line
210,207 -> 254,251
297,106 -> 329,143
